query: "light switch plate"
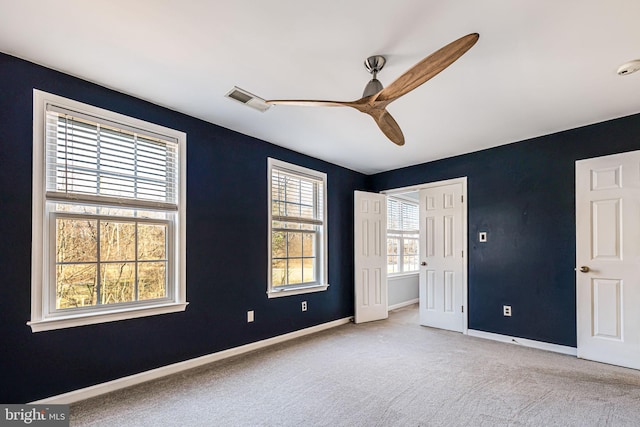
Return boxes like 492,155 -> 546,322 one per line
479,232 -> 487,242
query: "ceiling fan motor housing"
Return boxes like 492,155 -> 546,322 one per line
363,55 -> 386,97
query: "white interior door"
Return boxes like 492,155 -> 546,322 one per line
354,191 -> 388,323
576,150 -> 640,369
419,182 -> 465,332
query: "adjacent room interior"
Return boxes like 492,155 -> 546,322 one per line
1,1 -> 640,424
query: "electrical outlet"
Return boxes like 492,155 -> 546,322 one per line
503,305 -> 512,317
247,310 -> 254,322
301,301 -> 307,312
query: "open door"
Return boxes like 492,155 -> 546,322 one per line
418,180 -> 466,333
354,191 -> 388,323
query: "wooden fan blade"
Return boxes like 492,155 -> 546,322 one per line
374,33 -> 479,104
266,99 -> 352,107
367,109 -> 405,146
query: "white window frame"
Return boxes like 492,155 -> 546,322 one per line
387,196 -> 419,276
267,158 -> 328,298
29,89 -> 188,332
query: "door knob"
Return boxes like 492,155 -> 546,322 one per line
421,261 -> 427,266
579,266 -> 590,273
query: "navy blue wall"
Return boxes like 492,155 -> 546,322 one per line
4,50 -> 640,404
0,53 -> 368,403
370,114 -> 640,347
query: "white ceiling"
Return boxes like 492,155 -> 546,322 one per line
2,1 -> 640,174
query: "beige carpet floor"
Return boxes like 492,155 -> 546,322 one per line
70,305 -> 640,426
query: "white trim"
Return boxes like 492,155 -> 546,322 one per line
389,298 -> 419,311
30,89 -> 188,332
467,329 -> 578,356
28,302 -> 189,332
30,316 -> 352,404
267,284 -> 329,298
267,158 -> 329,298
381,176 -> 468,196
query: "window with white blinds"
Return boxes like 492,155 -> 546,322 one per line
45,105 -> 179,209
268,158 -> 328,297
30,90 -> 187,332
387,197 -> 419,274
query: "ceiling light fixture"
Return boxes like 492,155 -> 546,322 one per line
617,60 -> 640,76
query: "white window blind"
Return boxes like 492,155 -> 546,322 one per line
387,198 -> 418,232
45,105 -> 179,210
387,197 -> 419,274
271,168 -> 323,226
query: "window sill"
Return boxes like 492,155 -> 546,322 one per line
267,284 -> 329,299
28,302 -> 189,332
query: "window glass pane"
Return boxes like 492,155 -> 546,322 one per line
56,264 -> 97,309
387,238 -> 399,256
272,201 -> 280,217
300,205 -> 313,219
287,258 -> 303,285
272,231 -> 287,259
387,198 -> 400,230
285,177 -> 301,205
387,256 -> 399,274
56,218 -> 97,262
272,259 -> 287,286
286,202 -> 301,218
302,233 -> 315,257
303,258 -> 315,283
55,203 -> 97,214
287,232 -> 303,257
100,263 -> 136,304
387,236 -> 400,273
100,221 -> 136,261
404,238 -> 419,256
402,202 -> 419,230
404,255 -> 419,272
138,262 -> 166,300
97,207 -> 136,217
138,223 -> 167,260
135,210 -> 169,220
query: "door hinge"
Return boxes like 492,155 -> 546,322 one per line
461,195 -> 464,203
461,305 -> 464,313
462,250 -> 464,257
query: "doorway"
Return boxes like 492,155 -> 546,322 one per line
384,177 -> 468,333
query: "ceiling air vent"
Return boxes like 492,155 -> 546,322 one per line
225,87 -> 270,112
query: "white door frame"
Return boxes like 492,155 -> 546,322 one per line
382,177 -> 469,333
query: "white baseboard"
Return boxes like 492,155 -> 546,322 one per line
31,317 -> 353,405
388,298 -> 419,311
467,329 -> 577,356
